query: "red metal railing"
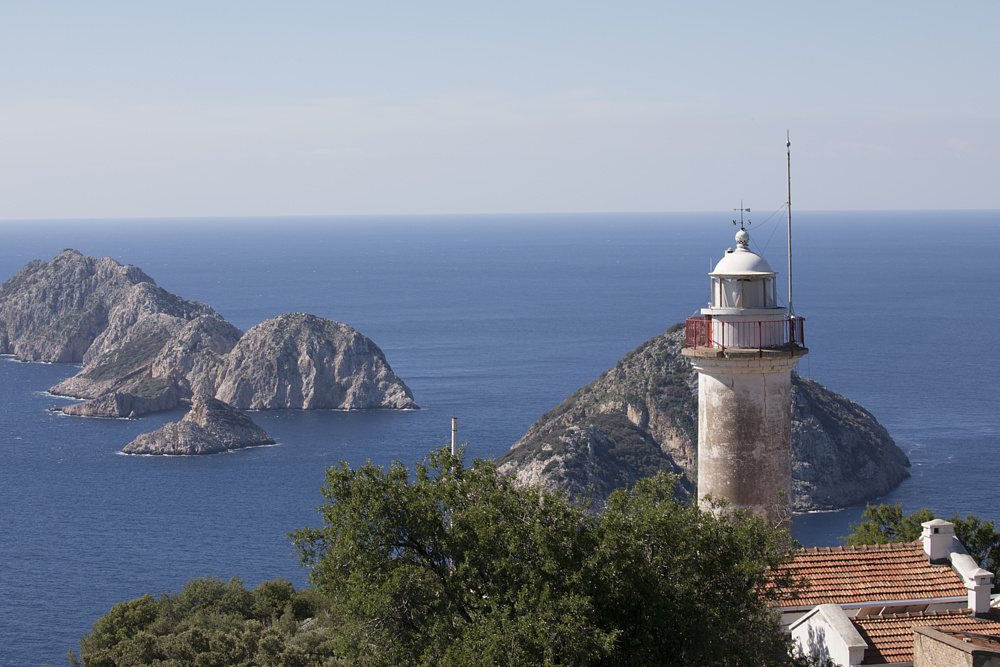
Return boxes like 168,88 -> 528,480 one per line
685,316 -> 804,352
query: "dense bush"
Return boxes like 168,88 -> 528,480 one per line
70,577 -> 341,666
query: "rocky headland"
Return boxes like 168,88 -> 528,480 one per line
497,324 -> 910,512
123,397 -> 275,455
0,250 -> 417,450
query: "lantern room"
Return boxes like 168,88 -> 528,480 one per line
685,226 -> 803,352
705,228 -> 782,313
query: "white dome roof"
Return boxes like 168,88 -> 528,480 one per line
709,229 -> 776,276
710,248 -> 776,276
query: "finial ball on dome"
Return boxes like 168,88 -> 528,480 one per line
735,228 -> 750,248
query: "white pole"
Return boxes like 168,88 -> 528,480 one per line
451,417 -> 457,455
786,132 -> 793,316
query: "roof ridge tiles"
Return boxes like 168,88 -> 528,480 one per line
795,541 -> 920,555
854,609 -> 973,624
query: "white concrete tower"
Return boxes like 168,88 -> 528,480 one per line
681,224 -> 807,533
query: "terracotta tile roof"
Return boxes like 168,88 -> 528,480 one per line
772,542 -> 968,607
853,609 -> 1000,664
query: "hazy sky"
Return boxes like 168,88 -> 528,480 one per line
1,1 -> 997,219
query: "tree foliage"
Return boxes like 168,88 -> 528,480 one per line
843,503 -> 936,546
844,503 -> 1000,587
76,446 -> 821,666
290,446 -> 801,666
69,577 -> 341,667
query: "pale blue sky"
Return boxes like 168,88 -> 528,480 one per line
0,1 -> 996,218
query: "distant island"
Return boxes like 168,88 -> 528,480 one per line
498,324 -> 910,512
0,249 -> 417,454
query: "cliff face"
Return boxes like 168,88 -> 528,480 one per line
215,313 -> 417,410
49,313 -> 241,405
0,249 -> 238,417
122,397 -> 275,455
497,324 -> 910,512
0,249 -> 162,362
1,251 -> 417,420
790,375 -> 910,510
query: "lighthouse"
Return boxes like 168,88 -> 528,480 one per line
681,219 -> 807,533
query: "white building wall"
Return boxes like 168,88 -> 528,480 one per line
790,605 -> 866,667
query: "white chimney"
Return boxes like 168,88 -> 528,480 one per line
968,567 -> 994,615
922,519 -> 955,564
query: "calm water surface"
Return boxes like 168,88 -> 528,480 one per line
1,211 -> 997,665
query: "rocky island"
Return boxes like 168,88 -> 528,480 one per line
216,313 -> 417,410
123,397 -> 275,455
0,249 -> 417,451
497,324 -> 910,512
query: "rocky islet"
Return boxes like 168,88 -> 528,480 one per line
122,396 -> 276,455
497,324 -> 910,512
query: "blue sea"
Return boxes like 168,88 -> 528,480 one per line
1,211 -> 998,666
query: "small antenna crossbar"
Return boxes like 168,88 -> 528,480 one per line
732,202 -> 751,230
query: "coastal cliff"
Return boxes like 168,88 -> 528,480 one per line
0,250 -> 417,421
123,397 -> 275,455
497,324 -> 910,512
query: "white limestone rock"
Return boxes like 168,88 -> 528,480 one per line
0,249 -> 239,418
215,313 -> 417,410
0,249 -> 159,362
49,312 -> 241,418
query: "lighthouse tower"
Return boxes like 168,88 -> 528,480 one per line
681,222 -> 807,533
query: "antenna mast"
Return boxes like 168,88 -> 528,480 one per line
786,132 -> 794,316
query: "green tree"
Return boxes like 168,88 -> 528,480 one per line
75,594 -> 161,657
290,446 -> 800,666
843,503 -> 936,545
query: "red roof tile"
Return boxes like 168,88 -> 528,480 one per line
772,542 -> 968,607
853,609 -> 1000,664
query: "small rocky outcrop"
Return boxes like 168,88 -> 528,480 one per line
122,397 -> 275,455
60,386 -> 184,419
498,324 -> 910,512
215,313 -> 417,410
